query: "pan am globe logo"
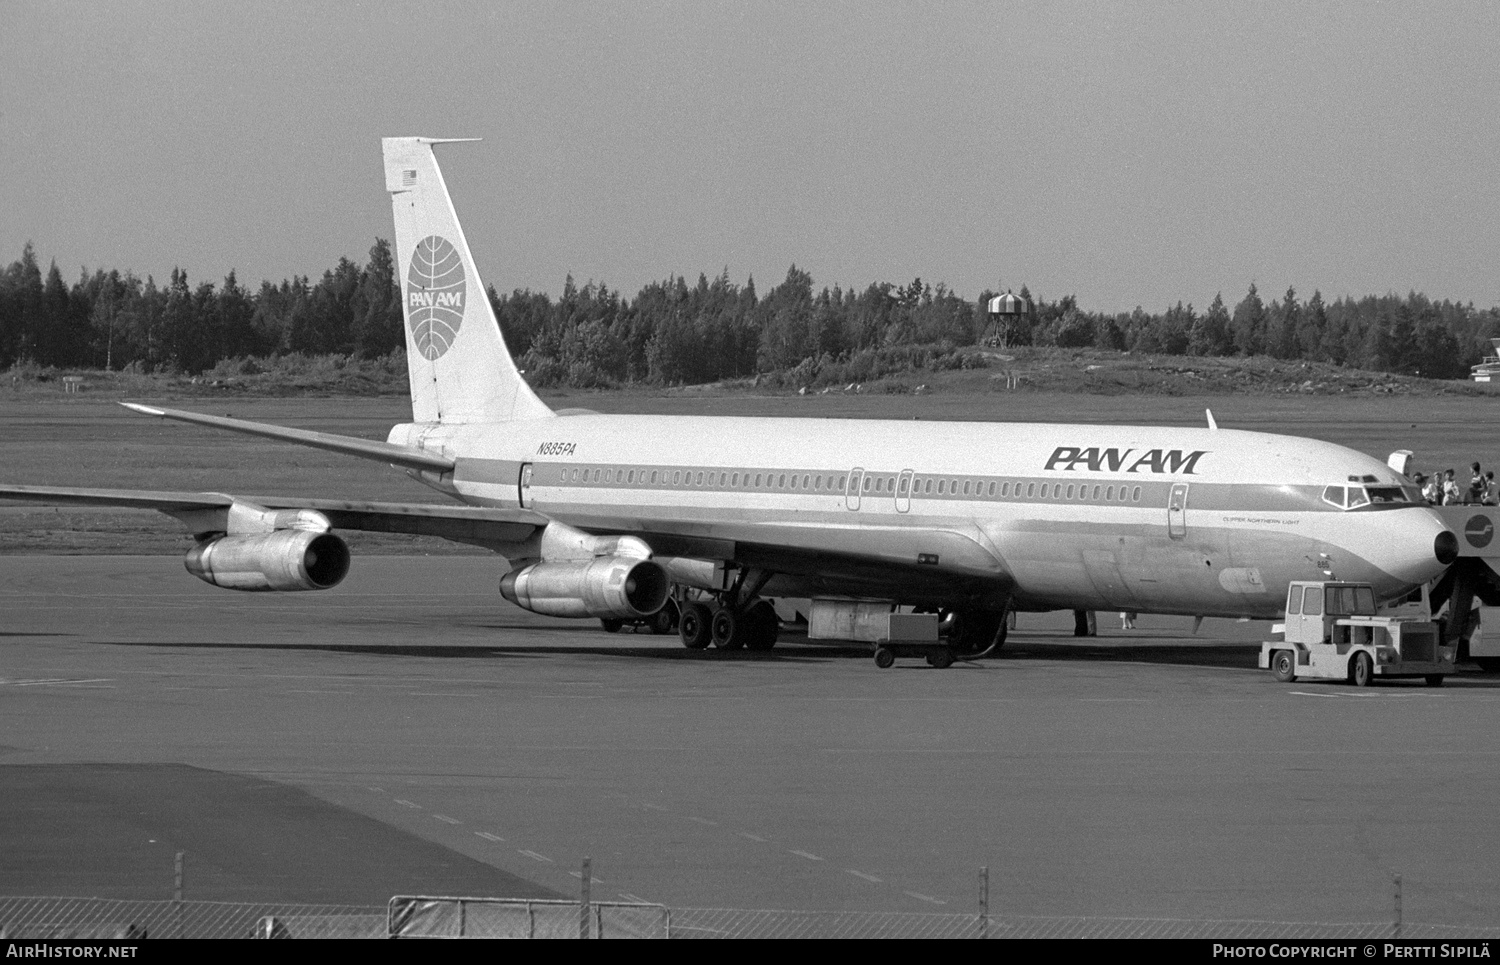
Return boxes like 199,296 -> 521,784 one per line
406,235 -> 466,360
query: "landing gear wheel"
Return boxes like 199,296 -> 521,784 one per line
600,618 -> 624,634
679,602 -> 712,650
711,606 -> 743,650
1271,649 -> 1296,683
744,600 -> 779,651
927,649 -> 955,669
650,599 -> 680,635
1425,674 -> 1446,687
1350,651 -> 1374,687
874,647 -> 896,669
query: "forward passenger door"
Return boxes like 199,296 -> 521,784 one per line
1167,483 -> 1188,539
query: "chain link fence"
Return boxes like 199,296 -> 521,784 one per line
7,895 -> 1500,939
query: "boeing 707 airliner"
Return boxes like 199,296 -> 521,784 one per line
0,137 -> 1460,659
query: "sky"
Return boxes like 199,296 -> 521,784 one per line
5,0 -> 1498,312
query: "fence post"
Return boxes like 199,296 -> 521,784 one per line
978,865 -> 990,939
580,856 -> 592,939
1393,874 -> 1402,939
173,851 -> 185,939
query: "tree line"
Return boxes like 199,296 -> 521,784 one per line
2,240 -> 1496,383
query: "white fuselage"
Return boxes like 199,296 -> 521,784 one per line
391,415 -> 1453,619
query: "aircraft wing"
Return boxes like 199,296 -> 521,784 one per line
0,485 -> 546,550
119,403 -> 454,473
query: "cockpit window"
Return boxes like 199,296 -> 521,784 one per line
1323,484 -> 1409,509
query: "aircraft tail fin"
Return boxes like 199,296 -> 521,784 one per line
382,137 -> 553,424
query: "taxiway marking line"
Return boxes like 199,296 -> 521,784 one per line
847,870 -> 883,883
738,832 -> 767,842
394,799 -> 422,809
905,891 -> 946,905
518,850 -> 553,863
433,814 -> 461,825
790,850 -> 824,861
475,832 -> 505,843
688,816 -> 717,826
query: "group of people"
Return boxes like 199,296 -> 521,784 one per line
1415,462 -> 1496,506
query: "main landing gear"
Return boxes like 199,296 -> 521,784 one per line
678,568 -> 780,652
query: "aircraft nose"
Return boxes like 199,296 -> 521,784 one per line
1435,530 -> 1459,566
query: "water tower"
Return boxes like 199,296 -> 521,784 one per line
985,289 -> 1030,348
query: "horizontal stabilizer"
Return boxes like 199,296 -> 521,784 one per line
120,403 -> 455,473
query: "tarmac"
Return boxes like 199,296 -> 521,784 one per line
4,554 -> 1500,925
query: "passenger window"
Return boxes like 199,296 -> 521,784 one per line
963,481 -> 971,495
899,477 -> 908,494
1132,487 -> 1141,501
695,471 -> 703,485
1106,486 -> 1114,500
925,479 -> 933,494
1303,587 -> 1322,616
1027,483 -> 1035,498
863,476 -> 872,492
1001,483 -> 1010,497
938,480 -> 946,494
988,482 -> 996,496
778,474 -> 786,488
1092,486 -> 1100,499
1066,485 -> 1075,499
838,475 -> 846,489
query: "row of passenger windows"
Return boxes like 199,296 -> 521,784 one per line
551,465 -> 1144,502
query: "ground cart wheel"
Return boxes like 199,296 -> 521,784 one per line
1425,674 -> 1445,688
874,647 -> 896,669
1271,649 -> 1296,683
927,649 -> 955,670
1350,651 -> 1374,687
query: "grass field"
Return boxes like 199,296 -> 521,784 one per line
1,388 -> 1497,554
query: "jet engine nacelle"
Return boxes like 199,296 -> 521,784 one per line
499,557 -> 669,619
184,530 -> 351,592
